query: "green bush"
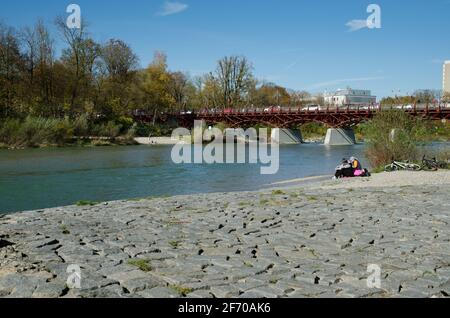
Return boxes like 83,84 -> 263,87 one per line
422,121 -> 450,142
135,123 -> 174,137
364,110 -> 427,168
1,116 -> 141,147
17,117 -> 74,147
116,116 -> 134,131
73,114 -> 90,137
0,118 -> 22,145
92,121 -> 122,138
300,123 -> 327,138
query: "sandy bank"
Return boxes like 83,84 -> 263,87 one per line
269,170 -> 450,190
320,170 -> 450,189
134,137 -> 183,145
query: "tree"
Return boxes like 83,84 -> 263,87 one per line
93,39 -> 139,118
0,23 -> 23,117
290,90 -> 313,107
34,21 -> 56,116
212,55 -> 254,109
250,83 -> 290,107
140,52 -> 175,123
380,95 -> 416,108
202,73 -> 222,108
100,39 -> 138,82
413,89 -> 440,104
20,24 -> 38,102
168,71 -> 191,111
56,17 -> 100,116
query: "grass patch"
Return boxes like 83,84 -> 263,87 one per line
371,166 -> 385,174
128,259 -> 152,272
271,190 -> 285,196
169,285 -> 193,297
244,261 -> 254,268
169,240 -> 181,248
309,249 -> 318,257
307,196 -> 318,201
60,225 -> 70,235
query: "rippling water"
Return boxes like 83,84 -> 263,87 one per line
0,143 -> 446,214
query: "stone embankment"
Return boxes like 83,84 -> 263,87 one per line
1,171 -> 450,298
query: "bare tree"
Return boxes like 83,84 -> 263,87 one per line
35,21 -> 55,111
55,16 -> 88,112
0,23 -> 22,117
100,39 -> 138,81
168,71 -> 189,111
20,25 -> 37,89
214,56 -> 254,109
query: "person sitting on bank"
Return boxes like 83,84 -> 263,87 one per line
349,157 -> 371,177
334,158 -> 354,179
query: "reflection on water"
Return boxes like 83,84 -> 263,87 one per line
0,143 -> 447,213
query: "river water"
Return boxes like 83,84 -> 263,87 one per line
0,143 -> 447,214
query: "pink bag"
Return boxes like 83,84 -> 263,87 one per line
354,169 -> 364,177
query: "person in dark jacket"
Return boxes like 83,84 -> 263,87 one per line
334,158 -> 354,179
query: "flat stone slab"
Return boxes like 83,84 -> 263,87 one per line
1,182 -> 450,298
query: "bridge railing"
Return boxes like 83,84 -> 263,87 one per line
195,104 -> 384,116
194,103 -> 449,117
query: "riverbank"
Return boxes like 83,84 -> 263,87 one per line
0,137 -> 138,150
0,116 -> 140,149
1,171 -> 450,298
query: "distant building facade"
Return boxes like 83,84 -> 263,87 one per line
324,88 -> 377,106
444,61 -> 450,95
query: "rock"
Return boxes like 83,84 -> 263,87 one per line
1,182 -> 449,298
0,239 -> 14,248
137,287 -> 180,298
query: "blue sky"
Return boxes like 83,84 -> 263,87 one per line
1,0 -> 449,98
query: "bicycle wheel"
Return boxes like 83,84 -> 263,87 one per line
385,164 -> 397,172
422,163 -> 438,171
406,164 -> 422,171
438,162 -> 449,169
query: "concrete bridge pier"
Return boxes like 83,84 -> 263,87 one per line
271,128 -> 303,144
324,128 -> 356,146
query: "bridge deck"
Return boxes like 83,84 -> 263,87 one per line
135,105 -> 450,128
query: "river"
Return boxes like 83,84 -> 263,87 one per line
0,143 -> 447,214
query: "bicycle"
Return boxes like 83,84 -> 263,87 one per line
422,156 -> 448,171
384,160 -> 422,172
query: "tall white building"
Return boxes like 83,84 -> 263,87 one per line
324,88 -> 376,107
444,61 -> 450,95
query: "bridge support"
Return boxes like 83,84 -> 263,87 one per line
271,129 -> 303,144
324,128 -> 356,146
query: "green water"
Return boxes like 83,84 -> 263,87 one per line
0,143 -> 446,214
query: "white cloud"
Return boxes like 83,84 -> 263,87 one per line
157,1 -> 189,16
308,76 -> 385,90
345,19 -> 369,32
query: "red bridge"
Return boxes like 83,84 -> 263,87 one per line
135,104 -> 450,128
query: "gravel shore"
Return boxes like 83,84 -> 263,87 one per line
1,171 -> 450,298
